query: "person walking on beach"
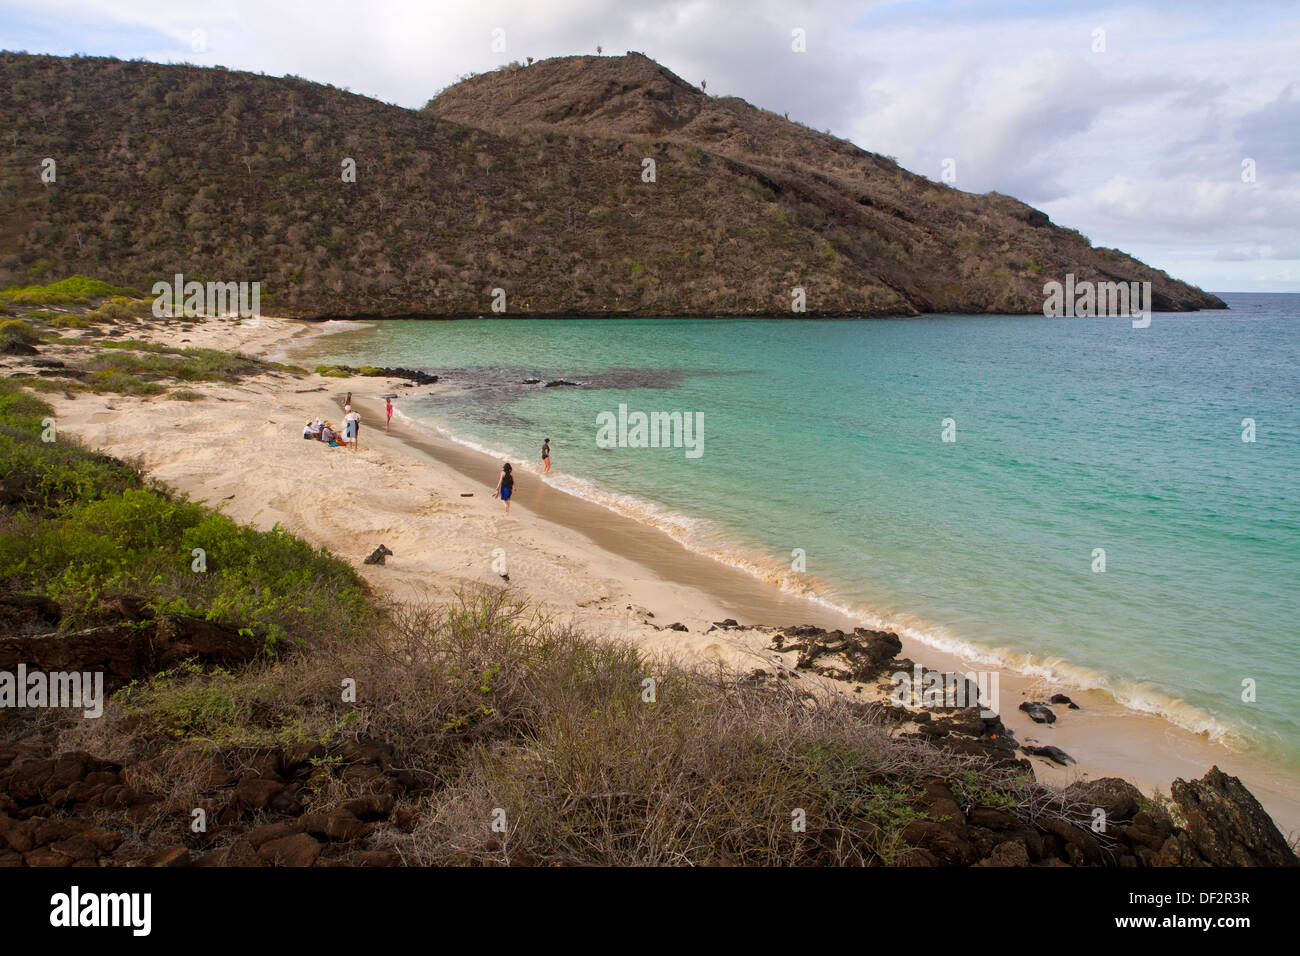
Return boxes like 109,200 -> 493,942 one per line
493,462 -> 514,515
541,438 -> 551,475
345,391 -> 352,408
386,397 -> 394,432
344,405 -> 361,452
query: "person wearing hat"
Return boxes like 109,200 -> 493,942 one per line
343,404 -> 361,452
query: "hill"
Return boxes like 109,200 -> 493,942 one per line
0,51 -> 1223,318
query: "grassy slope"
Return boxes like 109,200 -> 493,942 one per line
0,378 -> 370,645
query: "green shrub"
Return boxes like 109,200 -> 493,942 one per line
114,660 -> 355,749
109,295 -> 157,315
85,300 -> 139,323
44,313 -> 92,329
86,369 -> 167,396
23,378 -> 86,395
0,275 -> 141,305
0,318 -> 40,346
116,663 -> 267,746
0,377 -> 371,647
86,346 -> 264,385
0,390 -> 141,511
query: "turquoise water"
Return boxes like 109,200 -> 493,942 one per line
308,295 -> 1300,767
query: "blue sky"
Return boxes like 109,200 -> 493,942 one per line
3,0 -> 1298,292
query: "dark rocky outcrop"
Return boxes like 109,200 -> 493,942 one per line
770,625 -> 903,682
1065,777 -> 1144,824
0,732 -> 431,868
381,367 -> 438,386
363,544 -> 393,565
1171,766 -> 1300,867
0,594 -> 258,691
0,594 -> 62,635
767,624 -> 1025,772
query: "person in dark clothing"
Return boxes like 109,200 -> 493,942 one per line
493,462 -> 515,515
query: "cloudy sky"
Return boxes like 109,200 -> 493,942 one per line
4,0 -> 1297,292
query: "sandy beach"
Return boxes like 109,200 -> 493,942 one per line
41,314 -> 1300,836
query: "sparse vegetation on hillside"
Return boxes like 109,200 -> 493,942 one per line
426,53 -> 1225,315
0,52 -> 1222,318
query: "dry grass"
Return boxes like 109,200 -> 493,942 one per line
48,589 -> 1093,866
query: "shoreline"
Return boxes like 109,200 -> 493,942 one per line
347,394 -> 1300,834
380,393 -> 1248,755
46,315 -> 1300,835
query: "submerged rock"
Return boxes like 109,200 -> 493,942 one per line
1022,744 -> 1074,766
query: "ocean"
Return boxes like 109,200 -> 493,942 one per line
305,294 -> 1300,771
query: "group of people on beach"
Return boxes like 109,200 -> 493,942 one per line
302,407 -> 361,450
302,392 -> 396,451
299,387 -> 547,515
